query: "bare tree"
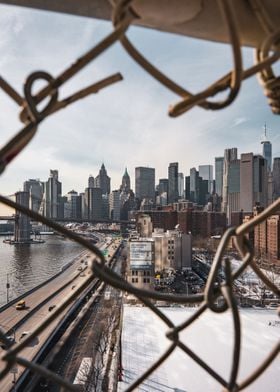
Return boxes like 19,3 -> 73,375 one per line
81,312 -> 117,391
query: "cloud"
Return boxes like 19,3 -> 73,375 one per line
0,4 -> 279,196
231,117 -> 248,127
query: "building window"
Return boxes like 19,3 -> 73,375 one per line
146,278 -> 150,283
132,278 -> 134,283
143,278 -> 146,283
135,278 -> 138,283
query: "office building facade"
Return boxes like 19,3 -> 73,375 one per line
199,165 -> 213,193
215,157 -> 224,197
23,179 -> 43,212
42,170 -> 62,219
168,162 -> 179,204
85,187 -> 102,220
222,147 -> 238,214
95,163 -> 110,195
135,167 -> 155,202
273,158 -> 280,201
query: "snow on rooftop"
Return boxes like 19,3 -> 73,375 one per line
118,306 -> 279,392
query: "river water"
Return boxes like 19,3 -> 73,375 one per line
0,235 -> 83,307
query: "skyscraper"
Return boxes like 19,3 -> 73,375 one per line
240,153 -> 268,212
23,178 -> 43,212
135,167 -> 155,202
42,170 -> 62,219
85,187 -> 102,220
222,148 -> 238,213
168,162 -> 179,203
120,167 -> 131,193
109,190 -> 121,220
215,157 -> 224,197
178,172 -> 184,199
199,165 -> 213,193
185,176 -> 190,200
95,163 -> 110,195
227,158 -> 240,223
64,190 -> 82,219
261,125 -> 272,171
88,175 -> 95,188
272,158 -> 280,201
190,168 -> 199,203
158,179 -> 168,196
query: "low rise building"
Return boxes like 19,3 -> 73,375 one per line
128,239 -> 154,290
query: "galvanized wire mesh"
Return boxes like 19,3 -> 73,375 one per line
0,0 -> 280,391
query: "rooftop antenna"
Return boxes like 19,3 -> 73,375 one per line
261,122 -> 270,143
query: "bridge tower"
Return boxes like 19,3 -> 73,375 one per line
14,191 -> 31,243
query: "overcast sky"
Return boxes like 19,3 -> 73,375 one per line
0,3 -> 279,199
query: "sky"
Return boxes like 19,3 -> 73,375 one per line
0,3 -> 279,199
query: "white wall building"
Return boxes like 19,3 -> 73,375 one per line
152,228 -> 192,271
128,239 -> 154,290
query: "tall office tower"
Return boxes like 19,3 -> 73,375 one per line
261,125 -> 272,171
190,168 -> 199,203
42,170 -> 62,219
215,157 -> 224,196
222,148 -> 238,213
14,191 -> 31,242
268,172 -> 273,206
168,162 -> 179,204
178,172 -> 184,198
158,178 -> 168,195
185,176 -> 190,200
273,158 -> 280,200
95,163 -> 110,195
120,167 -> 131,193
80,192 -> 87,219
57,196 -> 67,219
227,159 -> 240,223
135,167 -> 155,202
64,190 -> 82,219
198,178 -> 209,205
85,187 -> 102,220
240,153 -> 268,212
88,175 -> 95,188
24,179 -> 43,212
109,190 -> 121,220
199,165 -> 213,193
102,194 -> 110,219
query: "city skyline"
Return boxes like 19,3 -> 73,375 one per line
1,137 -> 279,199
0,4 -> 279,197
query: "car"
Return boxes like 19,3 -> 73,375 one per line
267,303 -> 279,310
48,305 -> 56,311
240,303 -> 252,308
80,273 -> 85,277
15,300 -> 26,310
77,267 -> 83,271
0,335 -> 15,350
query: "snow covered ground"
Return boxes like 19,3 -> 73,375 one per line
118,305 -> 279,392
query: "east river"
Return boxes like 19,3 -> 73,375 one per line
0,235 -> 83,307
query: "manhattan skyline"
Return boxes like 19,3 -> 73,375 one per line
0,4 -> 279,196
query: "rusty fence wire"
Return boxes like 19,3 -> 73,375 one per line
0,0 -> 280,391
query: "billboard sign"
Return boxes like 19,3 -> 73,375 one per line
130,241 -> 153,269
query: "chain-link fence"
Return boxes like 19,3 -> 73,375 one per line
0,0 -> 280,391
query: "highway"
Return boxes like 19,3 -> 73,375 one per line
0,236 -> 122,391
